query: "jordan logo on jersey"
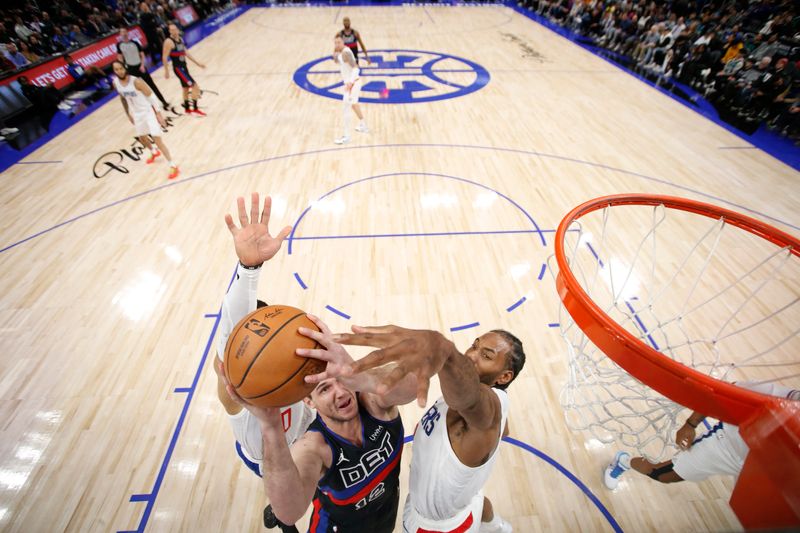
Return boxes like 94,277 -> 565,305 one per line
339,431 -> 393,488
336,450 -> 350,465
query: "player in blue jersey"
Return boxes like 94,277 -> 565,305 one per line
220,311 -> 417,532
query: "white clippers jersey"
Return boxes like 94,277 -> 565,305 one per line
217,322 -> 314,448
113,75 -> 154,116
409,389 -> 509,520
337,48 -> 359,83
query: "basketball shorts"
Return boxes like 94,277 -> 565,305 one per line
133,110 -> 161,137
230,402 -> 316,476
402,491 -> 484,533
347,45 -> 359,64
343,78 -> 362,104
173,64 -> 195,87
672,422 -> 745,482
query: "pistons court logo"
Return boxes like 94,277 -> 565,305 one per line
293,49 -> 490,104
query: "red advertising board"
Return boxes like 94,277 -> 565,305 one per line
174,6 -> 200,27
0,26 -> 148,89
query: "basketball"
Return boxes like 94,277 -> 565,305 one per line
224,305 -> 326,408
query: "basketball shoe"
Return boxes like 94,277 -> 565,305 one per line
479,515 -> 513,533
603,451 -> 631,489
146,150 -> 161,164
168,165 -> 180,180
334,136 -> 350,144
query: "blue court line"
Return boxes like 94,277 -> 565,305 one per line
586,242 -> 605,268
333,5 -> 340,23
294,272 -> 308,289
4,142 -> 798,256
503,436 -> 624,533
422,5 -> 436,23
717,146 -> 757,150
15,160 -> 62,164
287,170 -> 548,257
506,296 -> 526,312
118,265 -> 238,533
204,313 -> 219,318
293,229 -> 540,241
450,321 -> 480,332
537,263 -> 547,280
174,387 -> 192,393
548,323 -> 560,328
401,434 -> 623,532
623,300 -> 660,351
325,304 -> 351,320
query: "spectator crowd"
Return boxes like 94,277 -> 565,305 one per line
521,0 -> 798,141
0,0 -> 227,74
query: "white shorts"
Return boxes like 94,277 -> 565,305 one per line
672,422 -> 745,482
229,401 -> 316,476
133,110 -> 161,137
402,491 -> 484,533
343,79 -> 362,104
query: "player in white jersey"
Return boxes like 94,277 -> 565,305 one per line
332,35 -> 367,144
603,381 -> 800,489
213,193 -> 315,532
334,326 -> 527,532
111,61 -> 179,180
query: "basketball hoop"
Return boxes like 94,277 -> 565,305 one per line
552,194 -> 800,530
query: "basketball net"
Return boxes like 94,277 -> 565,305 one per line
551,199 -> 800,462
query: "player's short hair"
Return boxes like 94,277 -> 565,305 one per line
490,329 -> 525,391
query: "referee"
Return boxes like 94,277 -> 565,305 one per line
117,27 -> 169,109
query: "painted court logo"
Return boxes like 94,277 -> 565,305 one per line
293,49 -> 489,104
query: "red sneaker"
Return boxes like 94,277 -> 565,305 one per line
192,108 -> 207,117
145,150 -> 161,164
168,166 -> 180,180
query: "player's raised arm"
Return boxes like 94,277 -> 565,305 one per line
439,343 -> 503,432
335,325 -> 459,406
298,315 -> 418,413
218,364 -> 325,525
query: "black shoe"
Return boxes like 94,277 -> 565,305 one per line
263,505 -> 278,529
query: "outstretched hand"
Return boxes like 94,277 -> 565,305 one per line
334,325 -> 457,407
224,193 -> 292,267
297,314 -> 355,384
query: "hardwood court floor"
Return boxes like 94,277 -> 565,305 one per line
0,5 -> 797,532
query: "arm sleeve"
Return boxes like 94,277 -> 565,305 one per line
216,264 -> 261,360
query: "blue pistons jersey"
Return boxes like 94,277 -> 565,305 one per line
306,399 -> 403,533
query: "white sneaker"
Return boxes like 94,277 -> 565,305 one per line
334,136 -> 350,144
355,124 -> 369,133
603,451 -> 631,490
0,127 -> 19,135
479,516 -> 512,533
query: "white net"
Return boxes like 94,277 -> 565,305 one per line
552,201 -> 800,461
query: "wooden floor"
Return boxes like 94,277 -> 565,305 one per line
1,5 -> 798,532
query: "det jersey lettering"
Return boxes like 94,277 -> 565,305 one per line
421,404 -> 440,436
339,431 -> 394,488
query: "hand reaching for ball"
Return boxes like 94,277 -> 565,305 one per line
225,193 -> 291,267
297,313 -> 356,384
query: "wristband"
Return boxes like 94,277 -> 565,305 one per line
239,261 -> 263,270
687,419 -> 698,428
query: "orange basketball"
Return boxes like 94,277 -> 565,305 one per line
224,305 -> 326,408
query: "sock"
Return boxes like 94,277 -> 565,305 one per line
183,99 -> 190,110
150,146 -> 158,154
191,99 -> 198,110
359,119 -> 366,127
